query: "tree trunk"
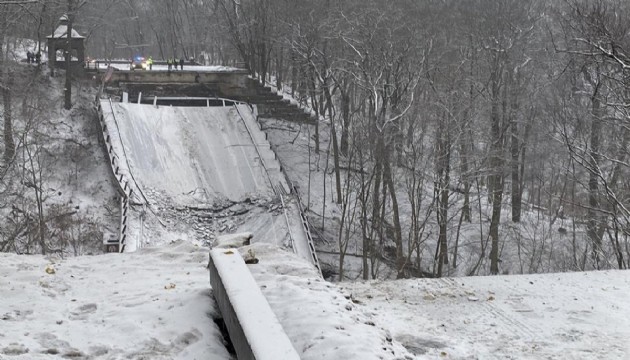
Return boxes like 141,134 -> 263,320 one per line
436,111 -> 451,277
368,94 -> 383,277
340,80 -> 350,156
309,66 -> 320,153
64,0 -> 75,110
2,71 -> 15,166
276,46 -> 283,91
489,61 -> 505,275
290,49 -> 297,97
587,84 -> 603,268
384,156 -> 405,279
1,4 -> 14,167
360,165 -> 370,280
370,134 -> 384,279
461,36 -> 475,223
510,70 -> 522,222
324,85 -> 342,204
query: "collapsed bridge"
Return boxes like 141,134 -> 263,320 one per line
95,66 -> 321,274
94,65 -> 324,357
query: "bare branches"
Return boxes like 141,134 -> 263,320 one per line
574,37 -> 630,69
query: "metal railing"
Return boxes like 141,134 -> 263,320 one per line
95,96 -> 133,253
235,104 -> 322,277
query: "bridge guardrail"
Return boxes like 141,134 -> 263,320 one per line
290,181 -> 323,277
95,96 -> 133,253
237,104 -> 322,277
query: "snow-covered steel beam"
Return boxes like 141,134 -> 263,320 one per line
208,249 -> 300,360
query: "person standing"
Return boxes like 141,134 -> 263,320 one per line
179,58 -> 184,70
167,58 -> 172,71
147,56 -> 153,70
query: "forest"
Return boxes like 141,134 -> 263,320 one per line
2,0 -> 630,279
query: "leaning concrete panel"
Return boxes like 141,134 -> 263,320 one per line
208,249 -> 300,360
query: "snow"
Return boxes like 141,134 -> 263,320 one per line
3,238 -> 629,359
209,248 -> 300,359
3,62 -> 630,359
93,63 -> 240,72
0,241 -> 230,359
237,243 -> 415,360
101,100 -> 318,269
214,232 -> 252,248
110,103 -> 274,205
346,270 -> 630,359
47,25 -> 85,39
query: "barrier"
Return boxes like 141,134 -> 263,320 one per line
208,249 -> 300,360
291,183 -> 323,277
95,97 -> 134,253
236,105 -> 322,277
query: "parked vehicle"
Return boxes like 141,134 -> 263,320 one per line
131,56 -> 147,70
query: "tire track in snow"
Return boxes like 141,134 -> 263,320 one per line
479,300 -> 541,341
433,277 -> 542,342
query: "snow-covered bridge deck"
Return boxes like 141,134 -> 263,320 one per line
99,100 -> 320,271
107,102 -> 275,203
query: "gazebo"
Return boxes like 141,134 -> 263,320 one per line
46,14 -> 85,71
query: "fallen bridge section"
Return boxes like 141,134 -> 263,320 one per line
98,100 -> 320,271
105,101 -> 276,205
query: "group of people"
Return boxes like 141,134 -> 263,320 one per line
26,51 -> 41,64
167,58 -> 185,71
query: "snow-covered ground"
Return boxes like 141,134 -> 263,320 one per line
0,241 -> 230,359
3,241 -> 628,359
348,270 -> 630,359
239,243 -> 414,360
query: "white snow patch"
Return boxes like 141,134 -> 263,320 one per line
0,241 -> 230,359
240,243 -> 416,360
47,25 -> 84,39
347,270 -> 630,358
214,232 -> 252,248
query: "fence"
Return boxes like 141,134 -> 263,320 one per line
236,104 -> 322,277
95,96 -> 133,253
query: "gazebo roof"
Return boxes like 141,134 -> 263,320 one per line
47,24 -> 85,39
